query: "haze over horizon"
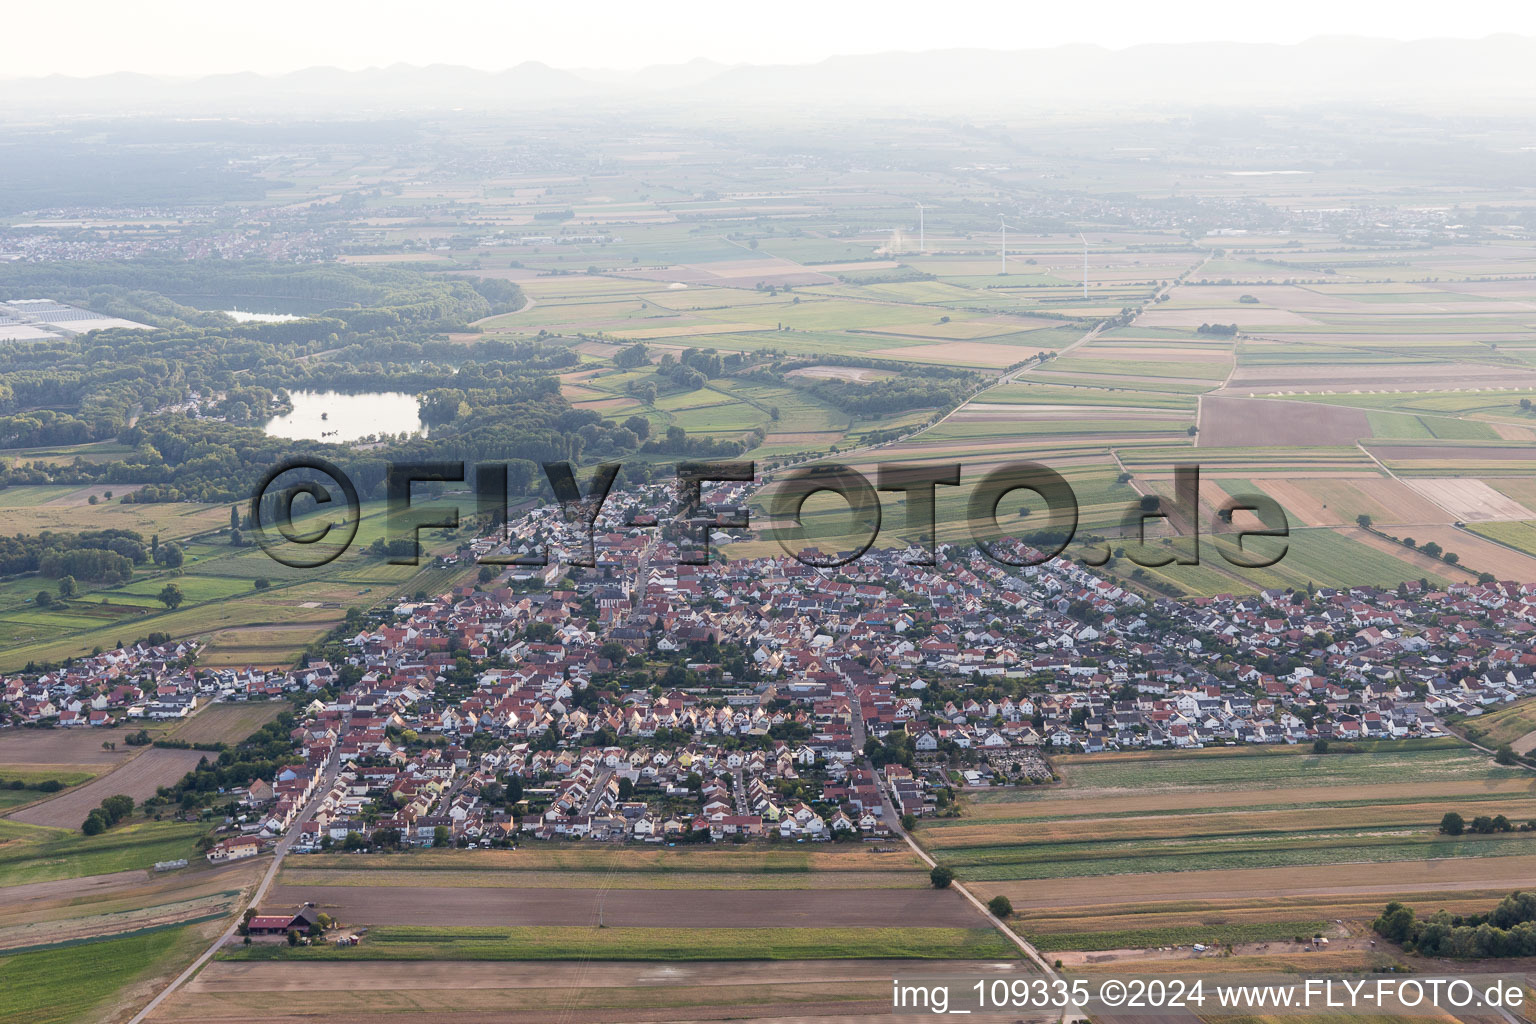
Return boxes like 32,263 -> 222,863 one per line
7,0 -> 1536,79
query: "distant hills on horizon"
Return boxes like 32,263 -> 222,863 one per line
8,36 -> 1536,115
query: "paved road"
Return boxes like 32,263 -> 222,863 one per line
579,768 -> 614,816
731,767 -> 749,814
846,689 -> 1063,1004
127,719 -> 349,1024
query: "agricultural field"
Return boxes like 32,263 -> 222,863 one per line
1464,518 -> 1536,558
0,859 -> 259,953
1455,697 -> 1536,753
261,883 -> 975,929
0,924 -> 216,1024
0,727 -> 140,774
148,958 -> 1005,1024
146,843 -> 1025,1024
0,818 -> 210,886
0,703 -> 270,826
0,496 -> 478,672
6,747 -> 207,830
163,701 -> 287,746
279,843 -> 934,890
627,232 -> 1536,596
916,743 -> 1536,961
14,201 -> 1536,607
260,844 -> 1000,956
218,924 -> 1013,962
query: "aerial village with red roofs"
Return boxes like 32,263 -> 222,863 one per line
6,476 -> 1536,857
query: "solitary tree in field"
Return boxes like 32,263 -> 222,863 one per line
156,542 -> 184,569
988,895 -> 1014,918
1439,811 -> 1465,836
1496,745 -> 1518,766
1356,514 -> 1372,529
157,584 -> 184,610
930,865 -> 954,889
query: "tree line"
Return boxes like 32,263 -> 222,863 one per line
1374,891 -> 1536,958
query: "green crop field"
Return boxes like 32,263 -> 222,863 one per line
218,925 -> 1015,962
0,819 -> 209,886
0,925 -> 204,1024
925,828 -> 1536,882
1466,520 -> 1536,557
1026,920 -> 1328,952
979,743 -> 1505,797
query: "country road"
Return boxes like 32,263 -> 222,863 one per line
849,694 -> 1067,1010
126,718 -> 349,1024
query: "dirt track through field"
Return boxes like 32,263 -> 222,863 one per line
266,885 -> 982,928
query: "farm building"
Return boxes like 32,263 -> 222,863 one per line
246,904 -> 322,936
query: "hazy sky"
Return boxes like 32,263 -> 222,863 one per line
8,0 -> 1536,77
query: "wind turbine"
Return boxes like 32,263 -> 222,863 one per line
1080,233 -> 1089,299
916,203 -> 925,253
1000,216 -> 1007,275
